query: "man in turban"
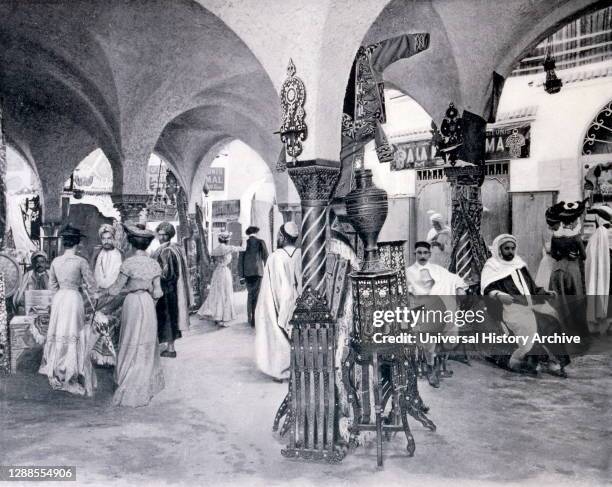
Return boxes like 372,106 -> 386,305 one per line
426,212 -> 452,268
255,222 -> 301,381
89,223 -> 124,365
481,234 -> 569,376
153,222 -> 192,358
13,250 -> 50,315
93,224 -> 123,289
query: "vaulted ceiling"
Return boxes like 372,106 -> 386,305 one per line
0,0 -> 605,221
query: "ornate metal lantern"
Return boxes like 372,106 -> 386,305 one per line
435,103 -> 464,165
543,52 -> 563,94
276,59 -> 307,171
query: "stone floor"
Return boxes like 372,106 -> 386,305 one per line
1,292 -> 610,486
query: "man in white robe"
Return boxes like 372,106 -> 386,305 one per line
406,241 -> 466,387
585,206 -> 612,334
426,212 -> 452,268
93,224 -> 123,289
91,224 -> 123,365
255,222 -> 301,381
481,234 -> 568,376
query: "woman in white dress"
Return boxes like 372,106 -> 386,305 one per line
39,225 -> 99,396
197,232 -> 242,327
101,223 -> 165,407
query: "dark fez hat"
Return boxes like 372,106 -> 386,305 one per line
414,240 -> 431,250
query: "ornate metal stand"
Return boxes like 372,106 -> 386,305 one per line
279,288 -> 345,463
345,270 -> 435,467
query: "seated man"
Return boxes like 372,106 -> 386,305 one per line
13,251 -> 50,315
406,241 -> 466,387
481,234 -> 569,376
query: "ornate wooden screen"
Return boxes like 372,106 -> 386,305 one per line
281,288 -> 344,462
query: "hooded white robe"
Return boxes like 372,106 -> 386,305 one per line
254,246 -> 301,380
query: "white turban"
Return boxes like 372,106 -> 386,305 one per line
430,213 -> 444,224
98,223 -> 116,239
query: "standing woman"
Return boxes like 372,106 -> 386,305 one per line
549,201 -> 589,351
39,225 -> 99,396
197,232 -> 242,327
101,223 -> 164,407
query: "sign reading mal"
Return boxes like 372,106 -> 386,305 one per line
205,167 -> 225,191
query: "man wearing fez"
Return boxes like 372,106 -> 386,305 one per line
239,226 -> 268,328
13,250 -> 50,315
406,241 -> 466,387
153,222 -> 191,358
255,222 -> 301,381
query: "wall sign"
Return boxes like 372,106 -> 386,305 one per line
391,123 -> 531,170
205,167 -> 225,191
212,199 -> 240,220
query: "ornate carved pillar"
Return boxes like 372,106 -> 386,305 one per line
435,104 -> 490,288
0,102 -> 6,248
40,222 -> 62,261
445,167 -> 490,286
0,274 -> 8,375
111,194 -> 149,224
287,160 -> 340,293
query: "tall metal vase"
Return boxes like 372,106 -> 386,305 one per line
344,169 -> 388,273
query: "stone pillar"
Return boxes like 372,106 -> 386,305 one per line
40,222 -> 62,261
445,166 -> 490,287
0,103 -> 6,249
111,194 -> 149,224
0,274 -> 9,375
287,160 -> 340,293
278,202 -> 301,224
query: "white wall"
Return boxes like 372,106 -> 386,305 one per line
500,61 -> 612,201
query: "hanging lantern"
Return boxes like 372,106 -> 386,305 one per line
543,52 -> 562,94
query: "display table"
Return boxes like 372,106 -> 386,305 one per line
8,315 -> 37,373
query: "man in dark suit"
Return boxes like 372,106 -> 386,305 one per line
239,226 -> 268,327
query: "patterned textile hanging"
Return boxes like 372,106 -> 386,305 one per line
335,33 -> 430,198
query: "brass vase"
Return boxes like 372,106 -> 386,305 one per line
345,169 -> 388,273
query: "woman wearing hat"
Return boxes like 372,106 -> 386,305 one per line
39,225 -> 99,396
197,231 -> 243,327
548,201 -> 589,351
100,223 -> 165,407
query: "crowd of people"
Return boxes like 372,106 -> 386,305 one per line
13,218 -> 303,405
409,199 -> 608,385
15,221 -> 191,406
13,197 -> 607,407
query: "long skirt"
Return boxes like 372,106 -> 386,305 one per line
535,253 -> 554,290
39,289 -> 97,396
113,291 -> 165,407
197,265 -> 235,322
549,260 -> 589,354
